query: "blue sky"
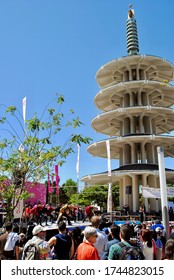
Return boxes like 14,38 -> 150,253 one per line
0,0 -> 174,186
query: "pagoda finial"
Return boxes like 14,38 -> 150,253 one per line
128,4 -> 134,19
126,4 -> 139,55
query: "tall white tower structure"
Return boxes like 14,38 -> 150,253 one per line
81,6 -> 174,213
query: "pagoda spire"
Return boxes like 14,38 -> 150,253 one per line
126,4 -> 139,55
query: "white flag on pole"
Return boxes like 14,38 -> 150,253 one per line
76,144 -> 80,180
106,140 -> 111,176
22,96 -> 27,122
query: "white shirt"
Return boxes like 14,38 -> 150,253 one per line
140,241 -> 153,260
94,229 -> 107,259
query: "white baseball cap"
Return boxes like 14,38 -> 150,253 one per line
155,227 -> 162,232
32,225 -> 46,235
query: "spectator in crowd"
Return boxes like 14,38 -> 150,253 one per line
15,233 -> 27,260
139,229 -> 155,260
0,222 -> 14,260
76,226 -> 100,260
26,222 -> 36,241
22,225 -> 50,260
134,224 -> 142,238
0,201 -> 6,227
170,231 -> 174,240
1,223 -> 19,260
162,239 -> 174,260
150,220 -> 164,234
90,215 -> 107,259
102,224 -> 120,260
69,227 -> 83,259
48,221 -> 72,259
169,207 -> 174,221
108,224 -> 133,260
154,227 -> 166,260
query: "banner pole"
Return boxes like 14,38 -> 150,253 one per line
157,146 -> 169,239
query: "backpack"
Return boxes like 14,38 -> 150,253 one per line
118,242 -> 145,260
4,232 -> 19,251
22,238 -> 42,260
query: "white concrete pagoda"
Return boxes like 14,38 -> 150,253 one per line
81,5 -> 174,213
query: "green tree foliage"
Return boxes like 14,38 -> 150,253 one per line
57,178 -> 77,203
69,184 -> 119,210
62,178 -> 77,196
63,178 -> 77,187
0,95 -> 92,220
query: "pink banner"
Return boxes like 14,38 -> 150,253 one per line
55,165 -> 60,195
25,182 -> 46,206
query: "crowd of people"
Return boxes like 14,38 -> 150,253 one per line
0,203 -> 174,260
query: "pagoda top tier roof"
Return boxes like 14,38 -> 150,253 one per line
96,55 -> 174,88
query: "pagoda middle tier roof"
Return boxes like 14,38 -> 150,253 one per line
94,80 -> 174,111
96,55 -> 174,88
87,134 -> 174,159
91,106 -> 174,136
81,164 -> 174,185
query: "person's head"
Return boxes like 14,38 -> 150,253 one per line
37,201 -> 42,207
70,227 -> 83,242
72,227 -> 81,237
12,223 -> 19,233
141,222 -> 146,229
83,226 -> 98,244
91,215 -> 101,228
110,225 -> 120,240
141,229 -> 153,248
58,221 -> 67,233
5,221 -> 13,232
170,232 -> 174,240
155,227 -> 162,234
19,233 -> 26,241
32,225 -> 46,239
164,239 -> 174,260
120,224 -> 133,241
69,204 -> 75,210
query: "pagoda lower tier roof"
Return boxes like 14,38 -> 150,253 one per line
81,164 -> 174,185
96,54 -> 174,88
91,106 -> 174,136
87,134 -> 174,158
94,80 -> 174,112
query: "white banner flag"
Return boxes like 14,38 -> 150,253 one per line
106,140 -> 111,176
13,188 -> 24,220
22,96 -> 26,122
142,186 -> 174,198
76,144 -> 80,180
